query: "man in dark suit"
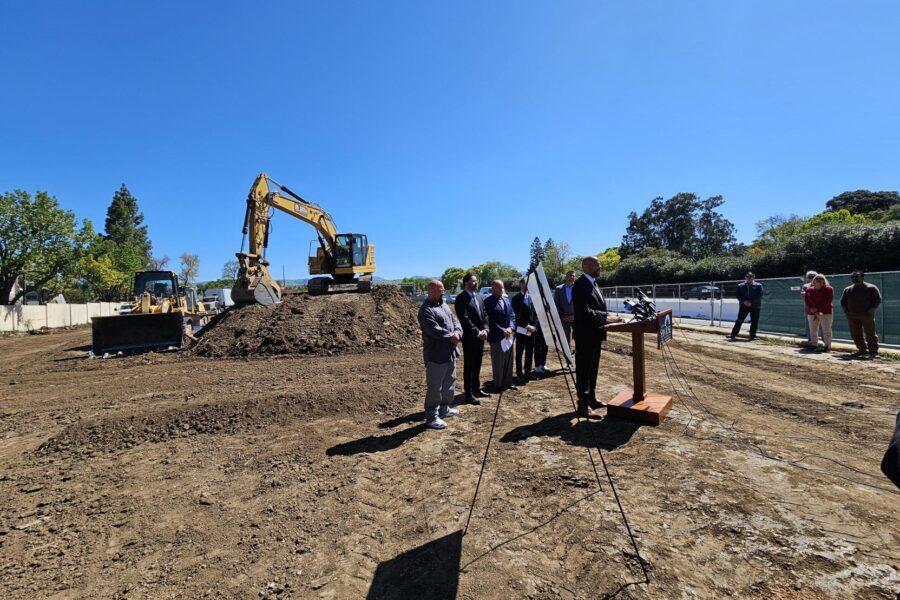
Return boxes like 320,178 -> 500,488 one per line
484,280 -> 516,391
729,271 -> 764,341
454,272 -> 491,405
511,277 -> 538,385
573,257 -> 622,419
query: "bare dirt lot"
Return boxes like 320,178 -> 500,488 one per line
1,306 -> 898,598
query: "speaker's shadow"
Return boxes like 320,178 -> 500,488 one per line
366,530 -> 463,600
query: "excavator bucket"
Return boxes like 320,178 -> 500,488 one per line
231,278 -> 281,306
91,312 -> 185,355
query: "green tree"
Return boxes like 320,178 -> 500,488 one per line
104,184 -> 152,271
752,214 -> 805,250
471,261 -> 521,287
620,193 -> 735,258
440,266 -> 465,291
543,240 -> 571,284
597,247 -> 621,272
0,190 -> 91,305
528,236 -> 545,270
826,190 -> 899,215
179,253 -> 200,287
798,209 -> 869,232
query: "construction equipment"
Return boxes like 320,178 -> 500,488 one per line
231,173 -> 376,305
91,271 -> 209,355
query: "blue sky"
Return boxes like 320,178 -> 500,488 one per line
2,2 -> 898,280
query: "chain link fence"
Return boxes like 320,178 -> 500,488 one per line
600,270 -> 899,346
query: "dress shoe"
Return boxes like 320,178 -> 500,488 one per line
474,390 -> 491,398
465,395 -> 481,405
578,408 -> 604,420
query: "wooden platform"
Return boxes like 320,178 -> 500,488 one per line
607,391 -> 672,426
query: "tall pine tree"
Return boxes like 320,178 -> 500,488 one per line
103,184 -> 152,271
528,236 -> 545,270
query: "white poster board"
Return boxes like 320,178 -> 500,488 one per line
527,265 -> 575,368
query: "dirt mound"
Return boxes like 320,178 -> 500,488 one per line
192,285 -> 420,358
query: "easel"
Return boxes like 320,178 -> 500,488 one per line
604,309 -> 673,425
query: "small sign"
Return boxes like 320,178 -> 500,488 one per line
790,286 -> 801,291
658,311 -> 673,347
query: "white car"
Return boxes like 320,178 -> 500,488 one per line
479,286 -> 509,299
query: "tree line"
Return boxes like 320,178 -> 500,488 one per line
0,186 -> 200,305
439,189 -> 900,290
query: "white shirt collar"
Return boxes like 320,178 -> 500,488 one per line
583,272 -> 596,285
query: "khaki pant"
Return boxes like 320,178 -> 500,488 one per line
846,311 -> 878,354
807,313 -> 833,348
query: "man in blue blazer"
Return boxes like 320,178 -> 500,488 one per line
484,280 -> 516,391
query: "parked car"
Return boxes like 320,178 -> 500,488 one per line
445,293 -> 457,304
681,285 -> 721,300
478,286 -> 509,299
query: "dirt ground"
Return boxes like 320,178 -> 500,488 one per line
1,322 -> 898,598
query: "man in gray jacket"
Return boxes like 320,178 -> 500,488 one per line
840,270 -> 882,358
553,271 -> 576,345
417,280 -> 464,429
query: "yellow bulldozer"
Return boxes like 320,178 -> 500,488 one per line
91,270 -> 210,355
231,173 -> 376,305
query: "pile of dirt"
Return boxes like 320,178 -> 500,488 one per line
192,285 -> 420,358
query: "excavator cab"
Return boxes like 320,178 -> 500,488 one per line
333,233 -> 368,269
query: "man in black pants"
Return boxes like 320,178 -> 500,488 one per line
454,272 -> 491,405
573,257 -> 622,419
730,272 -> 764,341
511,278 -> 537,385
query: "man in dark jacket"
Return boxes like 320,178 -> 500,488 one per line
840,270 -> 882,357
730,272 -> 764,340
454,272 -> 491,404
511,278 -> 538,384
882,410 -> 900,489
553,271 -> 576,345
573,257 -> 621,418
418,280 -> 463,430
484,280 -> 516,391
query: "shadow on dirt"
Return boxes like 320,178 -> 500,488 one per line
367,530 -> 462,599
500,414 -> 642,451
326,423 -> 428,456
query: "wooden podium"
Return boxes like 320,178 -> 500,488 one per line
603,309 -> 673,426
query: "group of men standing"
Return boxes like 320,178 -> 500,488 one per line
416,256 -> 621,430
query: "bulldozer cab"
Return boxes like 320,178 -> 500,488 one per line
334,234 -> 368,268
135,271 -> 179,303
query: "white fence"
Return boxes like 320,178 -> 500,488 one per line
0,302 -> 125,333
604,297 -> 741,323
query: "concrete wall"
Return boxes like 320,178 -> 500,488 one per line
0,302 -> 124,333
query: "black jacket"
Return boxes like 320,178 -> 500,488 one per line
455,290 -> 488,342
511,292 -> 537,330
572,274 -> 608,343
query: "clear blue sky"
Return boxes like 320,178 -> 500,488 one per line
2,2 -> 898,280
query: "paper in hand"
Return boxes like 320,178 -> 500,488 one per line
500,336 -> 513,353
515,326 -> 531,336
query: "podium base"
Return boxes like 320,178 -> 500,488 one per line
607,391 -> 672,426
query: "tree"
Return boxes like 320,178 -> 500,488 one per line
797,209 -> 868,233
440,266 -> 466,291
179,253 -> 200,287
104,184 -> 152,271
470,261 -> 521,287
620,193 -> 735,259
0,190 -> 91,305
826,190 -> 899,215
597,247 -> 621,272
149,255 -> 170,270
221,259 -> 239,281
543,240 -> 571,285
528,237 -> 545,271
753,214 -> 805,250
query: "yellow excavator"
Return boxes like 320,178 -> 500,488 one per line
91,270 -> 210,354
231,173 -> 376,305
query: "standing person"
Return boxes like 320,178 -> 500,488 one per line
801,270 -> 818,346
804,274 -> 834,352
417,280 -> 463,430
572,256 -> 622,419
729,272 -> 764,341
511,278 -> 537,385
553,271 -> 576,345
484,280 -> 516,391
840,270 -> 882,358
454,272 -> 491,405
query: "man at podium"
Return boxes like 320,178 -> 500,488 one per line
572,256 -> 622,419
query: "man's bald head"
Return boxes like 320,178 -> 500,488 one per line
427,279 -> 445,301
491,280 -> 504,297
582,256 -> 601,277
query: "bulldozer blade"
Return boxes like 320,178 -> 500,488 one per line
91,312 -> 185,355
